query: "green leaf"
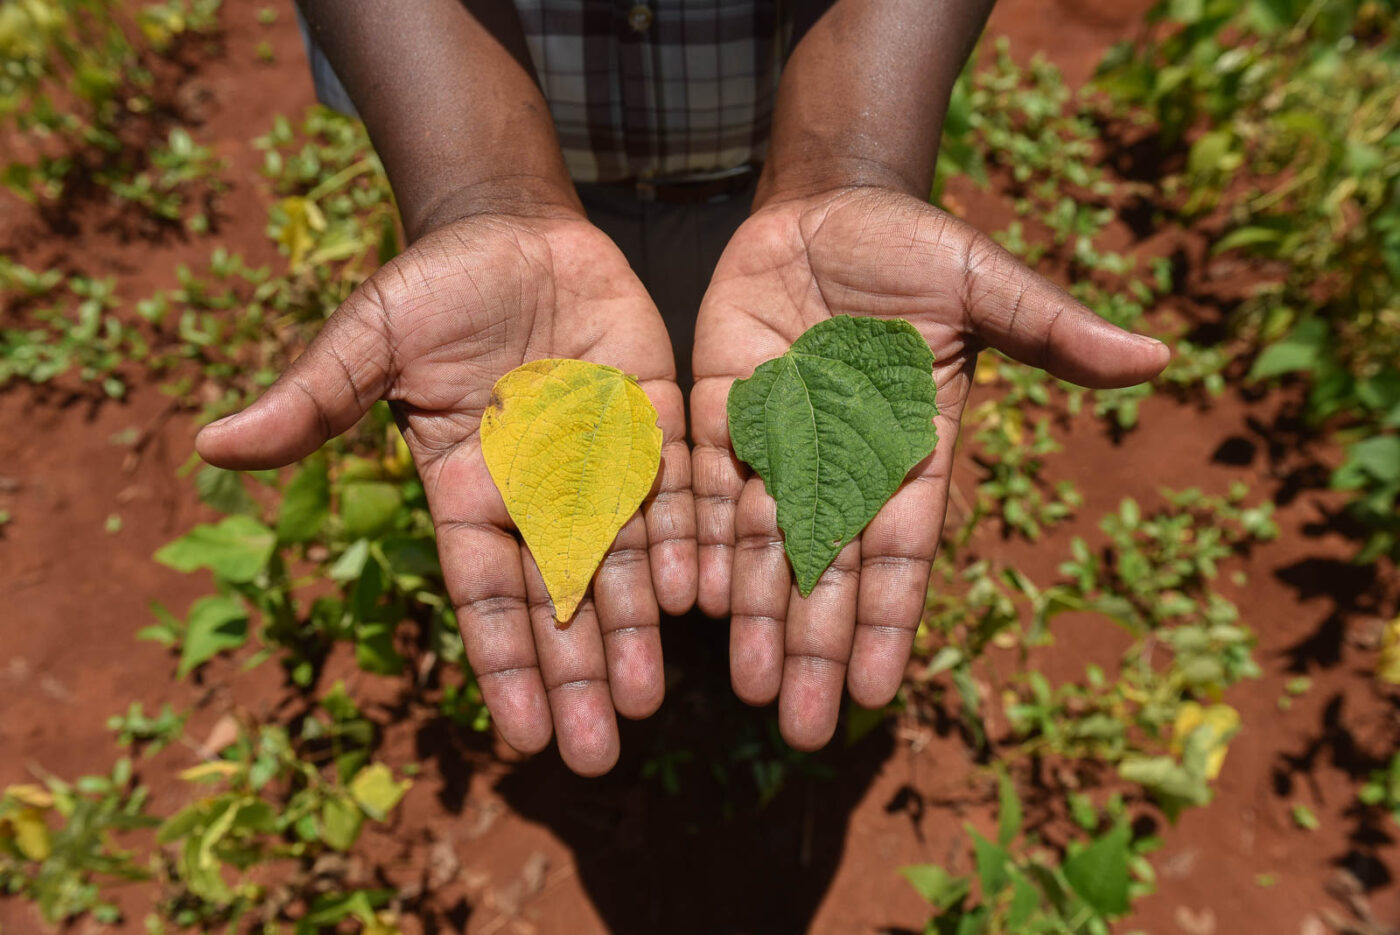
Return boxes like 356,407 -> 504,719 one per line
139,600 -> 184,647
341,480 -> 402,538
349,764 -> 410,821
155,515 -> 275,583
277,457 -> 330,543
1119,756 -> 1212,820
378,535 -> 440,584
970,827 -> 1011,898
996,770 -> 1023,846
1186,128 -> 1239,176
300,889 -> 393,929
1334,436 -> 1400,487
157,801 -> 210,844
330,538 -> 372,582
727,316 -> 939,594
1062,822 -> 1132,917
195,466 -> 257,516
1211,225 -> 1284,255
1248,319 -> 1330,381
320,795 -> 364,851
1006,867 -> 1040,929
1068,792 -> 1100,831
355,622 -> 403,675
899,864 -> 971,910
177,596 -> 249,678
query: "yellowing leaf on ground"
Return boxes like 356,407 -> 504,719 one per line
276,195 -> 325,270
178,761 -> 241,783
480,359 -> 662,623
7,807 -> 52,861
1172,702 -> 1241,780
1378,616 -> 1400,685
4,784 -> 54,809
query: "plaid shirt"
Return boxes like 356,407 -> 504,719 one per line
515,1 -> 787,183
300,3 -> 788,185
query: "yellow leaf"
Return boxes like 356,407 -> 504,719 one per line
4,784 -> 53,809
277,196 -> 325,270
365,913 -> 406,935
1172,702 -> 1240,780
480,360 -> 662,623
1003,408 -> 1024,447
11,807 -> 51,861
178,761 -> 241,782
1378,617 -> 1400,685
974,357 -> 1002,384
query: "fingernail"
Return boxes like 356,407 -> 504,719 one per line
1130,333 -> 1166,349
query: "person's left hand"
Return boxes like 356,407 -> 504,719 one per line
691,185 -> 1170,750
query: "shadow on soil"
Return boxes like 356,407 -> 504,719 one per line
1272,692 -> 1398,895
487,617 -> 895,935
1273,557 -> 1381,672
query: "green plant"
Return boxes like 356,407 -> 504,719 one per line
0,271 -> 143,397
1290,803 -> 1320,831
99,126 -> 227,230
1061,485 -> 1277,634
937,40 -> 1198,433
107,702 -> 187,756
915,486 -> 1273,819
967,407 -> 1083,540
4,106 -> 396,414
1097,0 -> 1400,559
1359,752 -> 1400,825
149,417 -> 447,683
3,692 -> 411,932
110,689 -> 406,931
0,761 -> 155,925
0,0 -> 222,205
901,775 -> 1158,934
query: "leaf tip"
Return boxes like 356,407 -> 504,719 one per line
552,597 -> 580,627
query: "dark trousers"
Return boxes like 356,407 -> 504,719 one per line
576,179 -> 757,394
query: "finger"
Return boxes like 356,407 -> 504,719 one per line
640,378 -> 697,616
434,484 -> 553,756
196,283 -> 393,469
779,537 -> 861,752
521,550 -> 621,777
848,475 -> 942,709
952,224 -> 1170,389
691,377 -> 747,618
848,383 -> 966,708
729,477 -> 791,706
592,513 -> 664,719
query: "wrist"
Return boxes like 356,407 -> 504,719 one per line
752,153 -> 931,212
405,173 -> 585,241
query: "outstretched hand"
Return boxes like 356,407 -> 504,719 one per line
691,186 -> 1170,751
197,213 -> 696,776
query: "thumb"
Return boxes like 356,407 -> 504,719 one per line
957,227 -> 1170,389
196,294 -> 392,470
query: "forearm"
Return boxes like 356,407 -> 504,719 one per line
297,0 -> 580,239
756,0 -> 994,207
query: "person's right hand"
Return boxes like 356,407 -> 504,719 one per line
196,211 -> 696,777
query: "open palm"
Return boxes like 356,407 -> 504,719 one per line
691,186 -> 1168,751
197,214 -> 695,776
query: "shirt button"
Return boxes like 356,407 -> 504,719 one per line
627,3 -> 653,32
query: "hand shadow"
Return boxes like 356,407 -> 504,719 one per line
493,611 -> 896,935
